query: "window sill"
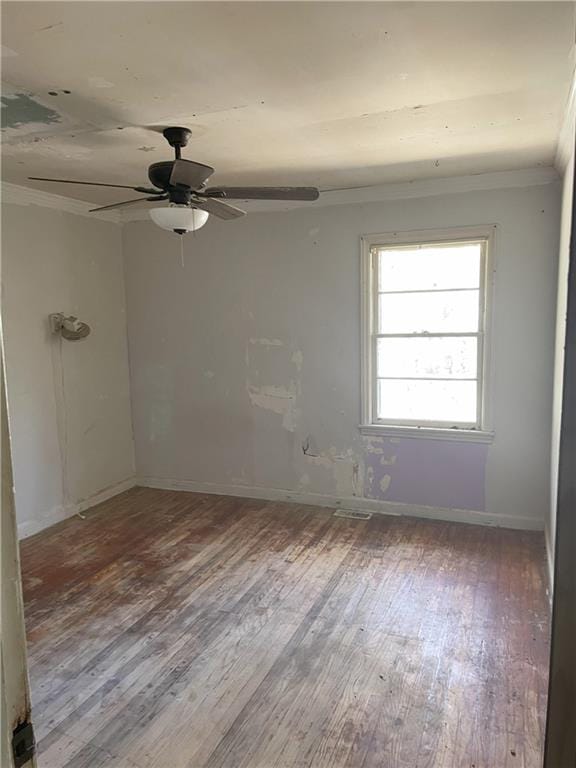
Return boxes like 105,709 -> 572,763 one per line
359,424 -> 495,443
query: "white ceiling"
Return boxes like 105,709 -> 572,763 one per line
1,2 -> 574,206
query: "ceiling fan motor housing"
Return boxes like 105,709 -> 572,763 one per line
148,162 -> 190,203
147,128 -> 196,200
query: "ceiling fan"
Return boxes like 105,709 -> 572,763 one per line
29,126 -> 320,234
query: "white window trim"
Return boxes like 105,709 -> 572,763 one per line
359,225 -> 496,443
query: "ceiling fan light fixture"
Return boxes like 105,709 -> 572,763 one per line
149,205 -> 209,234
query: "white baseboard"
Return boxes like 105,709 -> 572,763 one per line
17,503 -> 76,540
18,477 -> 136,539
137,476 -> 544,531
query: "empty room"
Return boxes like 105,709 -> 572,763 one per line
1,2 -> 575,767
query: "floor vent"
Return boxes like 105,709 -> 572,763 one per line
334,509 -> 372,520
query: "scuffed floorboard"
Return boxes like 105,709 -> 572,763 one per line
20,487 -> 550,768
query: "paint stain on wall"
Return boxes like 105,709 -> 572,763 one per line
1,93 -> 61,130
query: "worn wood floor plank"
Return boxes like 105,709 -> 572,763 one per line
19,488 -> 550,768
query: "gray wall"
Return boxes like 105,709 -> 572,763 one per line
124,180 -> 560,530
2,203 -> 135,537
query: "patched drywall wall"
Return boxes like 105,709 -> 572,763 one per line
2,203 -> 135,537
124,179 -> 560,529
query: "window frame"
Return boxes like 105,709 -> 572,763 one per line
360,225 -> 496,442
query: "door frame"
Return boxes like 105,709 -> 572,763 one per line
543,144 -> 576,767
1,331 -> 36,766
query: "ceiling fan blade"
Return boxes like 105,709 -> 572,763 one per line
29,177 -> 162,195
192,197 -> 245,221
169,159 -> 215,190
204,186 -> 320,201
89,196 -> 168,213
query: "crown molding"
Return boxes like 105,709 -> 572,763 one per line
3,166 -> 559,227
555,65 -> 576,175
1,182 -> 121,224
310,166 -> 559,209
119,166 -> 559,223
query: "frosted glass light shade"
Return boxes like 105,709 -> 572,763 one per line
149,205 -> 209,233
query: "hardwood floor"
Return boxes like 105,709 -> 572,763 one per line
20,487 -> 550,768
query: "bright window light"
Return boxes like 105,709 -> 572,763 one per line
363,236 -> 490,430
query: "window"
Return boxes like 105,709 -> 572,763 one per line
361,227 -> 494,440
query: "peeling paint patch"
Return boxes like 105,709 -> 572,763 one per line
366,466 -> 374,495
352,461 -> 360,496
248,384 -> 298,431
302,436 -> 316,456
304,452 -> 333,470
380,454 -> 397,466
1,92 -> 61,130
246,337 -> 302,432
333,457 -> 357,496
291,350 -> 304,370
249,337 -> 283,347
302,441 -> 362,497
379,474 -> 391,493
362,436 -> 385,454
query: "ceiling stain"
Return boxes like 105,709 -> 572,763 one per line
0,2 -> 571,196
1,93 -> 61,130
87,76 -> 115,89
38,21 -> 63,33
